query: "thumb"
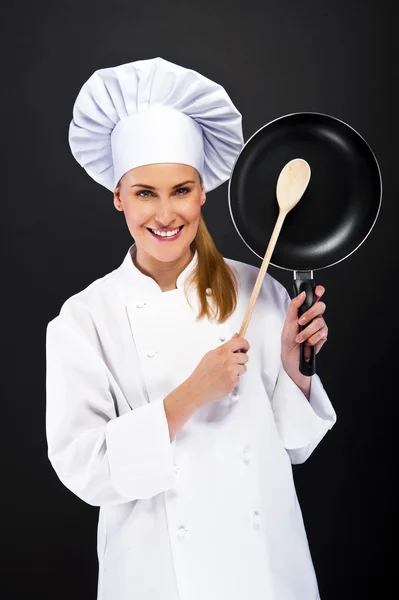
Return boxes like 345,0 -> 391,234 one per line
296,290 -> 306,303
286,291 -> 306,322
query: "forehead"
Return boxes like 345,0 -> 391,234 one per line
124,163 -> 199,186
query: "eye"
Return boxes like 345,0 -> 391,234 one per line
174,187 -> 190,196
136,190 -> 154,198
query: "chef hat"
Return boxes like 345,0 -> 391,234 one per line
68,57 -> 244,192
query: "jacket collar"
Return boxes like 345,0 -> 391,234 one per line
117,242 -> 198,299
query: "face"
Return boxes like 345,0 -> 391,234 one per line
113,163 -> 206,265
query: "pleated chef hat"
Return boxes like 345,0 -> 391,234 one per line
68,57 -> 244,192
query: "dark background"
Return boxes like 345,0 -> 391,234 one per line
2,0 -> 397,598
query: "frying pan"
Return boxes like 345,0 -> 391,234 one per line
228,112 -> 382,376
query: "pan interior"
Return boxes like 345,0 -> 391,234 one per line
229,114 -> 381,271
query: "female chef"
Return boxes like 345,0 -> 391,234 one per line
46,57 -> 336,600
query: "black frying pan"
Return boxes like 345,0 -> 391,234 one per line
228,112 -> 382,376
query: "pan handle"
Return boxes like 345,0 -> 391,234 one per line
293,272 -> 316,377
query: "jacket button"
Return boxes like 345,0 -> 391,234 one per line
147,350 -> 157,358
252,511 -> 261,527
242,445 -> 251,464
136,301 -> 147,308
174,464 -> 180,475
177,527 -> 187,538
219,335 -> 226,342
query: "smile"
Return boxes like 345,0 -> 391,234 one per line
147,225 -> 184,241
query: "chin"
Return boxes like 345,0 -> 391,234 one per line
152,245 -> 189,262
134,239 -> 184,262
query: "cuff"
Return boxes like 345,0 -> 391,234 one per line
105,398 -> 176,499
272,365 -> 337,450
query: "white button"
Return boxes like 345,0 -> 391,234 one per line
174,464 -> 180,475
177,527 -> 187,538
147,350 -> 157,358
219,335 -> 226,342
252,511 -> 261,527
206,288 -> 212,296
242,445 -> 251,464
136,301 -> 147,308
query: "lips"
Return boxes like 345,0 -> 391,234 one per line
147,225 -> 184,241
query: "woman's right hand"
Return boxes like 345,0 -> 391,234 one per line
186,333 -> 250,407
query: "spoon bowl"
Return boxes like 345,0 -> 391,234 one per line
276,158 -> 311,212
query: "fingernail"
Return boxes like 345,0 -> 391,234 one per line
299,316 -> 306,324
296,334 -> 303,343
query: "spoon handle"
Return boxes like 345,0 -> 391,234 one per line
239,210 -> 287,337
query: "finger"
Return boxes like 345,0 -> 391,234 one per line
286,291 -> 307,324
235,352 -> 249,365
298,316 -> 325,339
228,335 -> 250,353
297,301 -> 326,326
303,335 -> 327,359
296,285 -> 325,324
237,364 -> 247,376
298,323 -> 328,346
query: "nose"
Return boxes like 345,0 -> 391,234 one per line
154,196 -> 177,226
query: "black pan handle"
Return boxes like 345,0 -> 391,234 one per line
293,273 -> 316,376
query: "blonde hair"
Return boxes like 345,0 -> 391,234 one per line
116,173 -> 238,323
188,215 -> 237,323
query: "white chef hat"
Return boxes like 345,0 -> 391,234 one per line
68,57 -> 244,192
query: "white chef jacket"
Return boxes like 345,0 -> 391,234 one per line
45,243 -> 337,600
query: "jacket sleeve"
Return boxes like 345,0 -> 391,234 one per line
270,286 -> 337,464
45,314 -> 176,507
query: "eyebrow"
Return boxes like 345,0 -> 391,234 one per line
130,180 -> 196,189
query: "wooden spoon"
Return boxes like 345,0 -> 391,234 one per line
238,158 -> 311,337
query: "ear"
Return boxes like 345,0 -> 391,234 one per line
200,185 -> 206,206
113,188 -> 123,211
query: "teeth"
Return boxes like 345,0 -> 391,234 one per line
151,227 -> 181,237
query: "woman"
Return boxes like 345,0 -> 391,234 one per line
46,57 -> 336,600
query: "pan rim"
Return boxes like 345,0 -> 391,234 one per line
227,111 -> 383,271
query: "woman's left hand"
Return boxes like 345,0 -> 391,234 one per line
281,285 -> 328,375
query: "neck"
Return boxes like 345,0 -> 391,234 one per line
133,245 -> 194,292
